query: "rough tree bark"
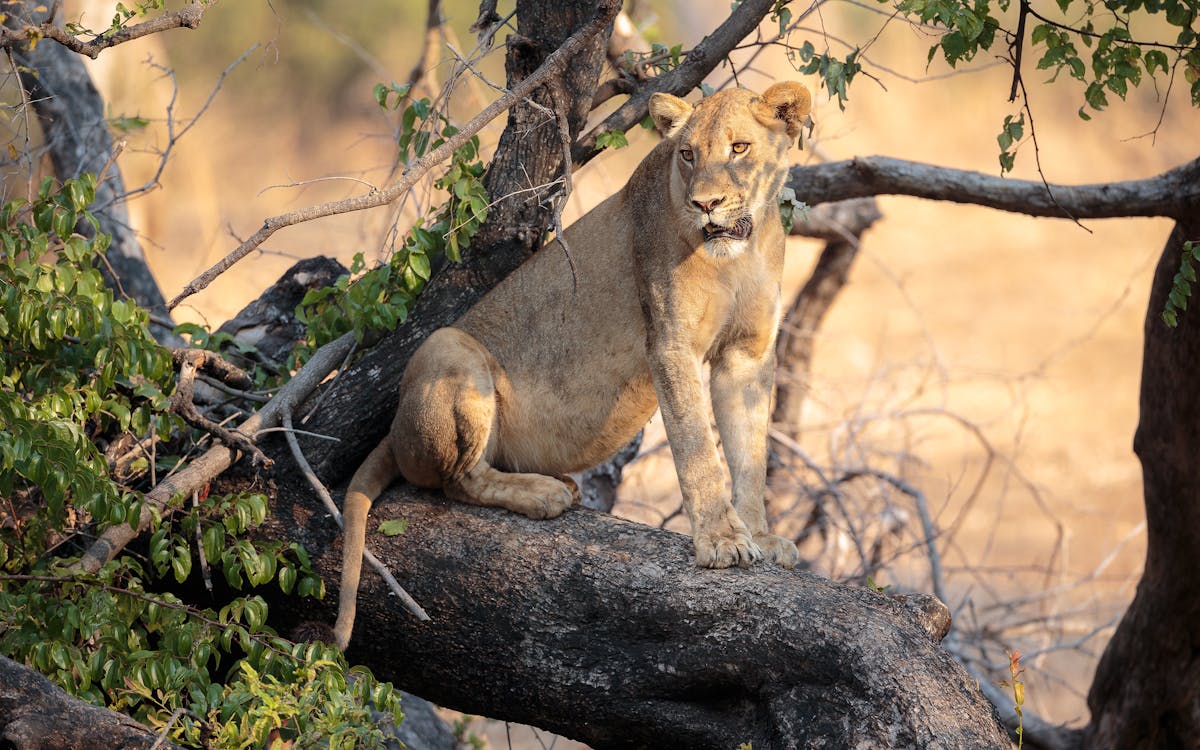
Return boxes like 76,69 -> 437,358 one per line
0,655 -> 181,750
259,472 -> 1008,749
1084,216 -> 1200,749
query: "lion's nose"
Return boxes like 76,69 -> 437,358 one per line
692,196 -> 724,213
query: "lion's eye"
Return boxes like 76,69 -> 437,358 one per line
731,142 -> 750,155
680,148 -> 694,163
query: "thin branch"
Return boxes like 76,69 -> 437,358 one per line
166,0 -> 622,311
280,408 -> 430,622
95,45 -> 257,212
1008,0 -> 1029,102
0,1 -> 209,59
547,81 -> 578,290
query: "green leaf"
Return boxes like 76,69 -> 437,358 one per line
377,519 -> 408,536
595,129 -> 630,150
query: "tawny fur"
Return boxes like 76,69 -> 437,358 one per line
334,82 -> 813,650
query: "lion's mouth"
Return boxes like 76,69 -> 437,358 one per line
703,216 -> 753,242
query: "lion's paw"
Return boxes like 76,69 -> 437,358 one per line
694,525 -> 763,569
754,533 -> 800,569
527,479 -> 575,520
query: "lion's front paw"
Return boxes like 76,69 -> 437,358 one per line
694,525 -> 763,569
754,533 -> 800,568
526,478 -> 575,519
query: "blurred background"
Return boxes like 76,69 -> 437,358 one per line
13,0 -> 1200,743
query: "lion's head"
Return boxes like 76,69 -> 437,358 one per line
648,82 -> 811,257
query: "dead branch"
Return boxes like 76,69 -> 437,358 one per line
279,406 -> 429,622
166,0 -> 622,311
170,349 -> 271,467
76,331 -> 357,574
787,155 -> 1200,219
772,197 -> 882,439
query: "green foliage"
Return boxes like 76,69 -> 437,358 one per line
0,472 -> 399,747
771,0 -> 794,39
377,518 -> 408,536
62,0 -> 167,38
787,41 -> 862,110
596,129 -> 630,150
880,0 -> 1200,167
0,175 -> 174,568
1161,240 -> 1199,328
996,113 -> 1025,172
0,174 -> 403,747
294,87 -> 489,360
865,575 -> 893,593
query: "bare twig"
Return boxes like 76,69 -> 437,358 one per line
547,81 -> 578,290
170,349 -> 271,467
280,408 -> 429,622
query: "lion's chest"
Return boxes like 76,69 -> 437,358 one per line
656,247 -> 782,362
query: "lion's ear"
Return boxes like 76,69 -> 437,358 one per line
754,82 -> 812,141
648,93 -> 693,138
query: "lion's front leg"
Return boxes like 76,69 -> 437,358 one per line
711,344 -> 799,569
650,348 -> 762,568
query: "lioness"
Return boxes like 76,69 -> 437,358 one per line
334,81 -> 812,650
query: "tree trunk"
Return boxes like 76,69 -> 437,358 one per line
0,655 -> 181,750
1084,217 -> 1200,748
300,0 -> 613,483
12,6 -> 176,343
259,473 -> 1009,749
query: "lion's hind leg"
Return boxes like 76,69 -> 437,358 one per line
395,327 -> 574,520
446,462 -> 575,520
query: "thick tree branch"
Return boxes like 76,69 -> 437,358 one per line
1084,217 -> 1200,748
262,479 -> 1010,749
572,0 -> 779,165
787,155 -> 1200,219
0,656 -> 182,750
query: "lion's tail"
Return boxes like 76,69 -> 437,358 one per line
333,441 -> 399,651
